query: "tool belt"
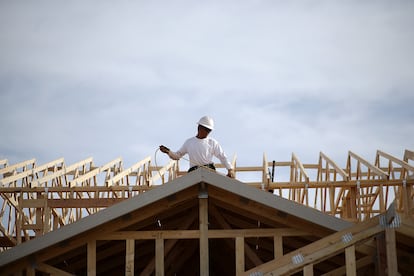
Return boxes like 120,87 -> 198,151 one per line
188,163 -> 216,172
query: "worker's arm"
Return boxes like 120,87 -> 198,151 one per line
159,145 -> 183,160
210,141 -> 234,178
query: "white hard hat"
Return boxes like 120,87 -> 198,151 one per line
197,116 -> 214,130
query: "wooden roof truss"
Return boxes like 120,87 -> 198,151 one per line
0,169 -> 412,275
0,149 -> 413,252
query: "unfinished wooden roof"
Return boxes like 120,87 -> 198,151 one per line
0,149 -> 413,275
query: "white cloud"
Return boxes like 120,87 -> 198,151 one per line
0,0 -> 413,169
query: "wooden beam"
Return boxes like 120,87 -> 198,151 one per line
125,239 -> 134,276
155,238 -> 164,276
140,211 -> 197,275
210,203 -> 263,266
2,178 -> 411,194
69,158 -> 122,186
349,151 -> 389,179
49,198 -> 122,208
321,255 -> 373,276
199,197 -> 209,276
107,156 -> 151,186
0,159 -> 36,177
320,152 -> 349,181
27,266 -> 35,276
87,240 -> 96,276
345,245 -> 356,276
303,264 -> 313,276
102,228 -> 308,240
0,185 -> 154,193
150,160 -> 177,184
274,235 -> 283,259
36,263 -> 74,276
0,158 -> 64,186
385,228 -> 398,276
292,153 -> 310,183
236,236 -> 245,276
21,198 -> 126,208
378,150 -> 414,173
243,217 -> 382,276
31,157 -> 93,187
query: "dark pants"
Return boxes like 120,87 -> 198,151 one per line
188,163 -> 216,172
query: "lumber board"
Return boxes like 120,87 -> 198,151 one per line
31,157 -> 93,187
378,150 -> 414,172
107,156 -> 151,186
69,157 -> 122,186
349,151 -> 388,179
236,236 -> 245,276
150,160 -> 177,184
303,264 -> 313,276
199,197 -> 209,276
101,228 -> 308,240
155,238 -> 164,276
125,239 -> 134,276
87,240 -> 96,276
292,153 -> 310,183
0,159 -> 36,176
36,263 -> 74,276
0,158 -> 64,186
385,228 -> 398,276
345,245 -> 356,276
21,198 -> 126,208
243,216 -> 381,275
320,255 -> 373,276
320,151 -> 349,180
1,152 -> 413,275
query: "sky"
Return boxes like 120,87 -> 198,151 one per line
1,0 -> 413,178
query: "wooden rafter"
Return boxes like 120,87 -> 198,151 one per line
348,151 -> 388,180
1,150 -> 413,254
0,167 -> 413,275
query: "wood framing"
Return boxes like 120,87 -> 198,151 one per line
0,150 -> 413,275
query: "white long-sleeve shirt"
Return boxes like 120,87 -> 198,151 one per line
168,136 -> 233,170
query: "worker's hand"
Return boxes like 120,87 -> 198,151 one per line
159,145 -> 170,154
227,169 -> 235,178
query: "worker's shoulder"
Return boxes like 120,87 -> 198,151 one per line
206,136 -> 219,144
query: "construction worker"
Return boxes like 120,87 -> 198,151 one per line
159,116 -> 235,178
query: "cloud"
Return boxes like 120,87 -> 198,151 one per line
0,0 -> 413,170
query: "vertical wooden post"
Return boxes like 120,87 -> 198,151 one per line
375,232 -> 386,276
403,183 -> 413,218
345,245 -> 356,276
350,187 -> 357,221
16,195 -> 22,244
36,192 -> 43,236
26,266 -> 35,276
303,264 -> 313,276
43,196 -> 50,234
274,235 -> 283,259
329,186 -> 335,216
126,239 -> 135,276
236,237 -> 245,275
87,240 -> 96,276
385,228 -> 398,275
379,184 -> 385,213
199,196 -> 209,276
155,238 -> 164,276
